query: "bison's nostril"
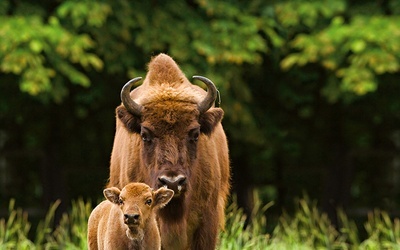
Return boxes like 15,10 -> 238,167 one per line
158,177 -> 167,186
178,176 -> 186,186
158,175 -> 186,187
157,175 -> 187,196
132,214 -> 140,220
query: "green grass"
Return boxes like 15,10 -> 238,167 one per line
0,199 -> 90,250
2,194 -> 400,249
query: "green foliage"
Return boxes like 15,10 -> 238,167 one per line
278,0 -> 400,101
3,196 -> 400,249
56,1 -> 112,28
0,200 -> 34,249
0,199 -> 90,249
49,199 -> 91,249
274,0 -> 346,29
34,200 -> 60,247
361,210 -> 400,249
270,197 -> 355,249
0,1 -> 103,102
218,192 -> 272,249
268,199 -> 400,250
194,1 -> 267,65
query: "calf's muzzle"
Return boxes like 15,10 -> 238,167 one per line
124,213 -> 140,225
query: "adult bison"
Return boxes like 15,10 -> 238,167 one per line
108,54 -> 230,250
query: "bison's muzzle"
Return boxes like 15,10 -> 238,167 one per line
157,174 -> 187,198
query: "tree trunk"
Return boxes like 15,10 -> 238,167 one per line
322,103 -> 353,226
41,106 -> 68,221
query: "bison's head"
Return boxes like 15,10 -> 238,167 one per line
116,55 -> 223,202
104,183 -> 174,240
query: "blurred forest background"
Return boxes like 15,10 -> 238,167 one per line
1,0 -> 400,227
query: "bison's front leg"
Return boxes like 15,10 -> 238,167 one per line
160,219 -> 188,250
191,208 -> 220,250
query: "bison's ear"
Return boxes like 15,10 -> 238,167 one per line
104,187 -> 121,204
153,187 -> 174,209
116,106 -> 141,133
199,108 -> 224,136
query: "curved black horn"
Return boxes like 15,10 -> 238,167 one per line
193,76 -> 218,114
120,77 -> 143,116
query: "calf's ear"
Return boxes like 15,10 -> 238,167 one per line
153,187 -> 174,209
116,105 -> 141,133
199,108 -> 224,136
103,187 -> 121,204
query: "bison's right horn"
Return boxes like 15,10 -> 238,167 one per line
193,76 -> 218,114
121,77 -> 143,116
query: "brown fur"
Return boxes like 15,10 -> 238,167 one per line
87,183 -> 174,250
109,54 -> 231,250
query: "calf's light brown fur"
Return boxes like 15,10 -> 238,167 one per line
87,182 -> 174,250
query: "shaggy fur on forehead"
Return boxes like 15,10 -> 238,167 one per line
142,103 -> 199,132
122,183 -> 152,197
140,85 -> 199,106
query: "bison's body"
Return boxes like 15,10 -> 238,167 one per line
108,54 -> 230,249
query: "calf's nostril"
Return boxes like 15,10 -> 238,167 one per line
124,214 -> 140,224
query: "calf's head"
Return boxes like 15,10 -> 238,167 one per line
104,183 -> 174,240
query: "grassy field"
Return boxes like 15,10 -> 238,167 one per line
1,194 -> 400,249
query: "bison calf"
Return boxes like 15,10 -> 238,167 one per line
87,182 -> 174,250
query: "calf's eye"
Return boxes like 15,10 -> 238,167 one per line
145,199 -> 152,206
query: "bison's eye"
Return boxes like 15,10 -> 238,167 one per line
141,134 -> 151,142
145,199 -> 152,206
189,128 -> 200,142
118,198 -> 124,205
140,126 -> 154,143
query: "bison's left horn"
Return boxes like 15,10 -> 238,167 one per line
193,76 -> 218,114
121,77 -> 143,116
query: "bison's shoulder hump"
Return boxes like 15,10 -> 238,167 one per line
145,54 -> 189,88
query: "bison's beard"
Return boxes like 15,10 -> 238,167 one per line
158,195 -> 187,222
126,226 -> 144,241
